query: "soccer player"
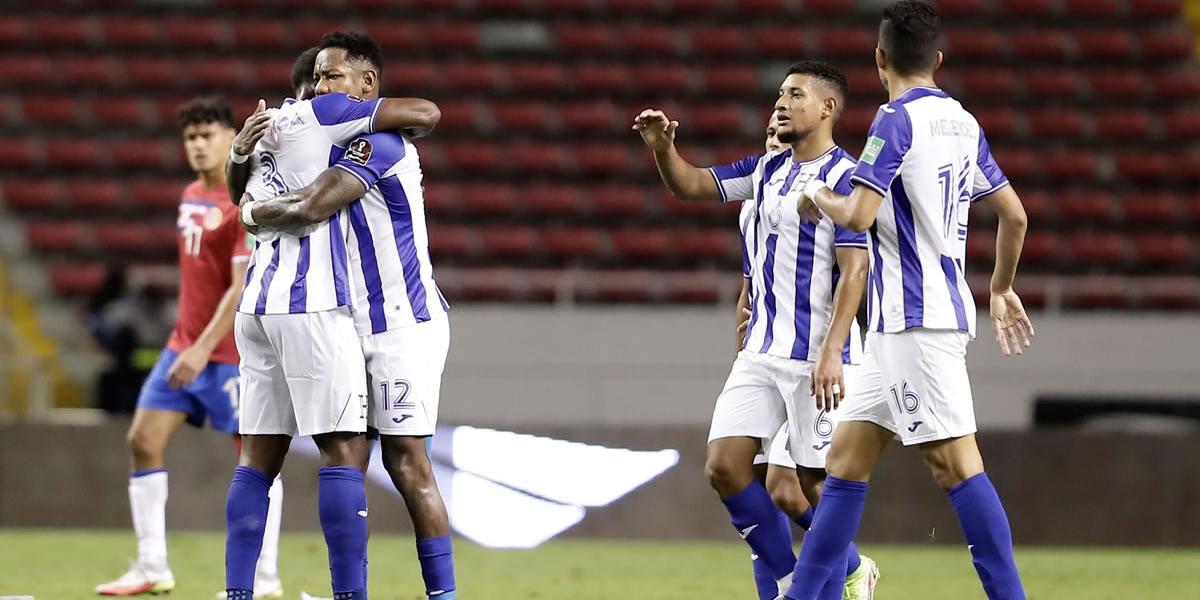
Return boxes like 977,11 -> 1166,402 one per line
236,32 -> 457,600
221,35 -> 443,600
94,97 -> 285,599
786,3 -> 1033,600
634,60 -> 877,600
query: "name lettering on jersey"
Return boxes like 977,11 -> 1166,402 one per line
928,118 -> 976,138
345,138 -> 373,166
273,111 -> 307,134
861,136 -> 885,165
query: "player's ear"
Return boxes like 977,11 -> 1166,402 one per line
875,47 -> 886,71
362,69 -> 378,95
823,96 -> 837,120
933,50 -> 944,72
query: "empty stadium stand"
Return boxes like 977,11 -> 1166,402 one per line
0,0 -> 1197,309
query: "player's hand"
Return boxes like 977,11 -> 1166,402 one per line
632,109 -> 678,153
232,99 -> 271,157
797,195 -> 822,224
735,307 -> 751,352
167,345 -> 211,388
990,288 -> 1034,356
811,348 -> 845,412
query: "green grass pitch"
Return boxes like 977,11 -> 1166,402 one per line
2,529 -> 1197,599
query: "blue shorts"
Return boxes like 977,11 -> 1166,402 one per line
136,348 -> 241,433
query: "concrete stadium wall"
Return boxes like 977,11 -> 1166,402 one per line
2,423 -> 1198,546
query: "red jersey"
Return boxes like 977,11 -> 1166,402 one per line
166,180 -> 252,365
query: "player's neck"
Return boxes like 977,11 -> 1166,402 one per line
887,73 -> 939,101
789,133 -> 835,164
198,167 -> 226,190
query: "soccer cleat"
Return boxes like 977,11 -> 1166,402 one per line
842,554 -> 879,600
214,577 -> 284,600
95,563 -> 175,596
299,593 -> 332,600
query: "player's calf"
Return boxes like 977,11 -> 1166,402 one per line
380,436 -> 456,599
765,466 -> 809,522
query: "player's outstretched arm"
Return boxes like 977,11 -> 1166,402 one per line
800,183 -> 884,233
374,98 -> 441,139
241,168 -> 366,230
811,246 -> 869,411
632,109 -> 721,201
981,184 -> 1034,356
227,99 -> 272,206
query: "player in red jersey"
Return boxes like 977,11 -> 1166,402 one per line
96,97 -> 285,598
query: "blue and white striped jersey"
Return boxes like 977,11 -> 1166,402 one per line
850,87 -> 1009,338
333,132 -> 447,336
713,146 -> 867,364
239,93 -> 381,315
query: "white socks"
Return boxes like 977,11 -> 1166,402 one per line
256,476 -> 284,583
128,470 -> 169,572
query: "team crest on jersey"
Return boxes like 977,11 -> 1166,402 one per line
768,207 -> 783,229
345,138 -> 373,166
203,206 -> 224,231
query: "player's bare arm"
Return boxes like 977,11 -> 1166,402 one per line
632,109 -> 721,201
374,98 -> 441,139
166,259 -> 250,389
227,99 -> 271,206
799,183 -> 885,233
241,168 -> 366,231
981,184 -> 1034,356
811,246 -> 868,411
735,279 -> 751,352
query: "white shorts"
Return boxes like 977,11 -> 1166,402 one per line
235,308 -> 368,437
709,351 -> 852,469
753,424 -> 797,468
839,329 -> 976,446
363,317 -> 449,436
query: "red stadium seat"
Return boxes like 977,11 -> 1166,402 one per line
388,61 -> 436,89
961,69 -> 1018,97
1075,31 -> 1135,59
666,0 -> 723,14
734,0 -> 787,13
1153,70 -> 1200,99
674,229 -> 731,259
966,229 -> 995,262
1019,232 -> 1059,265
33,17 -> 91,46
89,98 -> 143,126
755,26 -> 807,56
509,143 -> 563,172
492,102 -> 548,130
0,16 -> 26,46
48,139 -> 98,168
690,27 -> 744,55
128,179 -> 182,209
479,226 -> 536,257
1134,234 -> 1191,266
1179,153 -> 1200,182
575,145 -> 629,175
163,18 -> 222,47
553,24 -> 611,53
999,0 -> 1056,15
251,60 -> 295,90
126,58 -> 178,88
636,64 -> 689,93
460,183 -> 516,215
975,108 -> 1019,140
1089,71 -> 1148,98
1012,30 -> 1070,60
1068,232 -> 1126,264
1063,277 -> 1131,309
422,183 -> 458,216
427,225 -> 471,259
453,268 -> 519,302
28,221 -> 85,252
690,103 -> 744,134
1114,153 -> 1170,181
844,68 -> 880,96
990,148 -> 1037,179
0,139 -> 34,168
1025,70 -> 1082,98
838,107 -> 877,137
937,0 -> 987,15
1045,150 -> 1097,179
444,143 -> 500,171
50,263 -> 106,295
230,20 -> 291,48
945,30 -> 1003,59
0,56 -> 51,84
700,65 -> 757,95
66,179 -> 121,209
95,223 -> 152,252
817,27 -> 875,57
423,23 -> 479,50
586,271 -> 655,303
435,101 -> 479,131
23,96 -> 75,124
1095,109 -> 1154,139
620,25 -> 675,54
3,179 -> 57,210
541,228 -> 600,258
1028,108 -> 1087,140
1064,0 -> 1122,16
58,57 -> 114,87
507,63 -> 567,91
804,0 -> 854,13
1142,278 -> 1200,310
183,58 -> 246,88
1058,191 -> 1115,222
101,18 -> 157,47
111,139 -> 166,169
590,185 -> 646,217
561,102 -> 614,131
524,185 -> 581,216
665,272 -> 722,304
574,64 -> 630,92
611,229 -> 671,259
1128,0 -> 1183,16
1120,193 -> 1176,223
1017,190 -> 1052,222
607,0 -> 662,12
541,0 -> 595,11
305,20 -> 363,48
1137,29 -> 1195,60
1163,109 -> 1200,140
443,63 -> 499,91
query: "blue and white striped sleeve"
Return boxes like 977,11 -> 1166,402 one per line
312,93 -> 383,146
970,127 -> 1009,202
333,132 -> 407,190
708,153 -> 763,202
830,168 -> 868,248
850,103 -> 912,196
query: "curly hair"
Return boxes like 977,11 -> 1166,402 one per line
177,96 -> 235,130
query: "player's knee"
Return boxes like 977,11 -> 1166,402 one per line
823,442 -> 861,481
921,447 -> 981,491
382,440 -> 434,484
767,475 -> 807,518
126,425 -> 163,462
704,454 -> 745,495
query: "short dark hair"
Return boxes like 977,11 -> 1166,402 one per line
319,31 -> 384,78
879,0 -> 941,76
177,96 -> 235,130
291,46 -> 320,93
787,60 -> 849,105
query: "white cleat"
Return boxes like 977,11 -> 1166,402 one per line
213,576 -> 284,599
299,593 -> 333,600
842,554 -> 880,600
95,562 -> 175,596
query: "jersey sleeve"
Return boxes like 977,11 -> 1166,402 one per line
312,93 -> 383,146
828,168 -> 868,248
850,104 -> 913,196
333,132 -> 408,190
970,127 -> 1009,202
228,212 -> 252,262
708,153 -> 763,202
244,156 -> 271,202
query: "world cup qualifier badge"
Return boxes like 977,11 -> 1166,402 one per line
345,138 -> 373,166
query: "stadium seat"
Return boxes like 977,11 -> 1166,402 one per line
574,64 -> 629,92
428,225 -> 471,259
554,24 -> 611,53
666,0 -> 724,14
1063,277 -> 1131,310
231,20 -> 291,48
22,96 -> 75,125
435,101 -> 478,132
2,179 -> 56,210
816,27 -> 876,57
541,228 -> 600,258
974,108 -> 1019,141
1120,193 -> 1176,223
733,0 -> 787,13
1094,109 -> 1154,139
664,271 -> 722,304
508,63 -> 568,91
590,185 -> 646,217
125,59 -> 178,88
444,143 -> 500,172
524,185 -> 581,216
804,0 -> 854,14
128,179 -> 183,209
1025,70 -> 1082,98
1019,232 -> 1058,265
690,103 -> 745,134
937,0 -> 987,15
1137,29 -> 1195,60
492,102 -> 549,130
65,179 -> 121,210
1128,0 -> 1183,16
620,25 -> 675,54
89,98 -> 143,126
509,143 -> 564,172
423,23 -> 479,50
1088,71 -> 1148,98
95,223 -> 156,252
961,69 -> 1018,97
560,102 -> 614,131
1017,190 -> 1051,222
990,148 -> 1037,180
0,138 -> 34,168
101,18 -> 158,47
1163,109 -> 1200,140
460,183 -> 517,215
1142,278 -> 1200,310
1114,153 -> 1170,181
387,61 -> 436,89
1063,0 -> 1122,16
1058,191 -> 1115,222
999,0 -> 1056,16
966,229 -> 995,262
674,229 -> 732,259
0,56 -> 51,84
479,226 -> 537,257
1076,30 -> 1136,60
304,20 -> 361,47
111,139 -> 166,169
689,27 -> 744,56
1134,234 -> 1191,267
27,221 -> 84,251
1027,108 -> 1085,139
163,18 -> 222,47
251,60 -> 295,90
1043,150 -> 1098,179
1012,30 -> 1070,60
33,17 -> 91,47
47,139 -> 98,169
574,145 -> 629,175
49,262 -> 106,295
945,30 -> 1003,59
183,58 -> 246,88
0,16 -> 26,46
59,57 -> 114,87
700,65 -> 758,95
443,62 -> 499,91
1068,232 -> 1126,265
585,271 -> 655,303
611,229 -> 671,259
838,107 -> 877,137
755,26 -> 808,56
1152,70 -> 1200,100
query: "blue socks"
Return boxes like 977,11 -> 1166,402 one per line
319,467 -> 369,597
416,536 -> 457,599
795,506 -> 861,577
722,480 -> 796,580
949,473 -> 1026,600
749,506 -> 793,599
225,466 -> 272,595
785,477 -> 868,600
